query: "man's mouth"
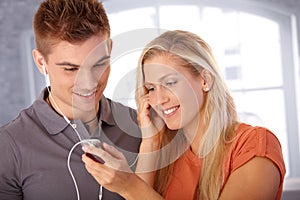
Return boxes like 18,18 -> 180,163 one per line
73,90 -> 97,97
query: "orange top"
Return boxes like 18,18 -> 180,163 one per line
164,123 -> 286,200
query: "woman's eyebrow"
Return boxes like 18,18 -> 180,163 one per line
144,73 -> 178,85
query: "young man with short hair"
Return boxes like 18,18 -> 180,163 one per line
0,0 -> 141,199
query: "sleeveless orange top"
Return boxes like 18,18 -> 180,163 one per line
164,123 -> 286,200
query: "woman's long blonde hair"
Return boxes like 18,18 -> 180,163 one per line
135,30 -> 238,199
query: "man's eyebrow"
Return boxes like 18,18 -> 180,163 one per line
55,62 -> 80,68
95,55 -> 110,64
55,55 -> 110,68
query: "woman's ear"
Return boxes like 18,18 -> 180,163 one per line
32,49 -> 46,75
201,69 -> 214,92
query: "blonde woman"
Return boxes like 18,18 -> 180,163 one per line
82,30 -> 286,200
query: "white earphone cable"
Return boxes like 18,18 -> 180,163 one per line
67,139 -> 139,200
44,76 -> 138,200
46,85 -> 82,141
67,140 -> 85,200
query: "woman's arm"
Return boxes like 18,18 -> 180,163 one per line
135,137 -> 162,186
219,156 -> 281,200
135,94 -> 165,186
82,143 -> 164,200
119,173 -> 164,200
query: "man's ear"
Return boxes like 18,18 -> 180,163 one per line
201,69 -> 214,92
32,49 -> 46,75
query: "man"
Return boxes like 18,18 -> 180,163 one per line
0,0 -> 141,199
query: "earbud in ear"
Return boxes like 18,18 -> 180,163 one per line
42,64 -> 50,87
42,64 -> 46,76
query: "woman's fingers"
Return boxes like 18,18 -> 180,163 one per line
83,145 -> 110,161
137,95 -> 151,126
82,152 -> 138,196
102,143 -> 124,160
82,154 -> 118,185
82,146 -> 136,194
82,144 -> 131,172
137,94 -> 165,138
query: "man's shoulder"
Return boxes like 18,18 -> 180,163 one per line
105,97 -> 136,111
103,97 -> 140,134
0,104 -> 36,135
103,97 -> 137,118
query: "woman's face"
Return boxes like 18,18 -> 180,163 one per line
143,54 -> 206,131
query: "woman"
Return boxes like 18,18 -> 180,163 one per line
82,30 -> 286,200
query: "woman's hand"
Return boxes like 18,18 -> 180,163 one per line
82,143 -> 135,196
82,143 -> 165,200
137,94 -> 164,149
136,94 -> 165,185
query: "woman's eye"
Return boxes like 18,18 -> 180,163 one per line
145,85 -> 155,92
165,80 -> 177,87
148,87 -> 155,92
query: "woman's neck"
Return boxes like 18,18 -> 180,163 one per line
183,116 -> 205,155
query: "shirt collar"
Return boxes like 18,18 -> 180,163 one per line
33,89 -> 69,135
33,88 -> 116,135
99,95 -> 115,126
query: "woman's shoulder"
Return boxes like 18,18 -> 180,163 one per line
223,123 -> 286,199
234,123 -> 280,145
227,122 -> 285,177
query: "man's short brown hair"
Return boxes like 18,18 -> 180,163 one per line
33,0 -> 110,58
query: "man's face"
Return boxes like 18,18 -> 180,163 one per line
45,35 -> 111,119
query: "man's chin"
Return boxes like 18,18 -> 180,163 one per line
72,104 -> 97,114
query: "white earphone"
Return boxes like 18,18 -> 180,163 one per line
42,64 -> 50,86
41,63 -> 103,200
42,64 -> 46,75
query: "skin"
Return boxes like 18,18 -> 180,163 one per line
82,54 -> 281,200
142,55 -> 208,151
82,144 -> 164,200
32,34 -> 112,123
219,156 -> 281,200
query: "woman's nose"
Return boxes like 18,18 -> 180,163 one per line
154,86 -> 170,105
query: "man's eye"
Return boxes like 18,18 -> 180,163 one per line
95,59 -> 110,67
64,67 -> 78,71
95,63 -> 106,67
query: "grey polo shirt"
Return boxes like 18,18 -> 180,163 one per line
0,89 -> 141,200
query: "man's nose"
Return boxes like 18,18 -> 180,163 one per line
75,68 -> 99,90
